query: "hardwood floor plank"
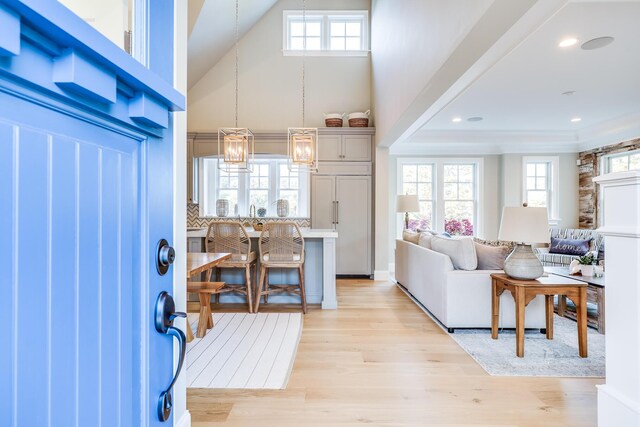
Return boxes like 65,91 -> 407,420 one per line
187,279 -> 601,426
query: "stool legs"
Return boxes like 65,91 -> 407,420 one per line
254,264 -> 307,314
298,265 -> 307,314
245,264 -> 254,313
255,265 -> 267,313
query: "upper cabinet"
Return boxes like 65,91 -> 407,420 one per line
318,129 -> 373,162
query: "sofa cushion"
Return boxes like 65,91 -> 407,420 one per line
402,230 -> 420,244
431,235 -> 477,271
549,237 -> 590,255
474,242 -> 511,270
418,232 -> 434,249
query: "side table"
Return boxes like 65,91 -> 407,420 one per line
490,273 -> 588,358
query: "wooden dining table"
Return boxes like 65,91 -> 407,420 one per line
185,252 -> 232,341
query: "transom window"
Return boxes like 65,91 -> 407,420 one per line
399,159 -> 482,236
283,10 -> 369,56
200,158 -> 309,217
606,151 -> 640,173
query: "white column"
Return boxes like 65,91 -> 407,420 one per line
594,171 -> 640,427
321,237 -> 338,309
374,146 -> 390,281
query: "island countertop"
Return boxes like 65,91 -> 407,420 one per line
187,227 -> 338,239
186,226 -> 338,309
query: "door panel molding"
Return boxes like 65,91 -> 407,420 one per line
0,1 -> 184,131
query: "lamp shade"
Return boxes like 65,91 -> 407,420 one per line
498,206 -> 549,244
396,194 -> 420,213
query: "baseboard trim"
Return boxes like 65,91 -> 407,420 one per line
373,270 -> 389,281
176,410 -> 191,427
597,385 -> 640,427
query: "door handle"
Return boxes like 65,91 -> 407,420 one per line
332,201 -> 336,225
336,201 -> 339,225
155,291 -> 187,422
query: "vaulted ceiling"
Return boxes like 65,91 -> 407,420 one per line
188,0 -> 279,89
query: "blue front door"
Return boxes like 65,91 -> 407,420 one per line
0,1 -> 184,425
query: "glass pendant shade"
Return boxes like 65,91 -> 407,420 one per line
218,128 -> 254,172
288,127 -> 318,171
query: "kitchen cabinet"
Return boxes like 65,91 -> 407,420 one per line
188,236 -> 203,253
311,174 -> 371,276
318,134 -> 371,162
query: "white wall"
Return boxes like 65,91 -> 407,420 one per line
370,0 -> 493,147
59,0 -> 129,49
187,0 -> 371,132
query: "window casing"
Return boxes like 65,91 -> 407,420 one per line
398,158 -> 482,236
283,10 -> 369,56
200,158 -> 309,217
598,150 -> 640,226
522,156 -> 559,223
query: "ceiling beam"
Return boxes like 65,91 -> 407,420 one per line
378,0 -> 569,148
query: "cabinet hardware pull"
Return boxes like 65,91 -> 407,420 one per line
336,201 -> 339,225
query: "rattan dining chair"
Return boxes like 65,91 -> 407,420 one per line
204,221 -> 257,313
254,222 -> 307,313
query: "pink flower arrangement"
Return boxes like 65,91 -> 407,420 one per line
444,218 -> 474,236
407,218 -> 430,232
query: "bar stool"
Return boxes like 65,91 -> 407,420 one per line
254,222 -> 307,314
204,221 -> 257,313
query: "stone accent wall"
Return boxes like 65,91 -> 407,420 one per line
187,203 -> 310,228
579,138 -> 640,229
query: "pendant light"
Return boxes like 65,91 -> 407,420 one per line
218,0 -> 254,173
288,0 -> 318,172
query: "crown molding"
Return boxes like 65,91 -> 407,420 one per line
577,112 -> 640,152
188,127 -> 376,142
390,141 -> 579,156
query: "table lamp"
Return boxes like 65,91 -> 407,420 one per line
396,194 -> 420,229
498,205 -> 549,280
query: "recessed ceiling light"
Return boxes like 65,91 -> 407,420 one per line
562,91 -> 576,96
467,117 -> 483,122
571,117 -> 582,123
558,37 -> 578,48
452,117 -> 462,123
581,36 -> 615,50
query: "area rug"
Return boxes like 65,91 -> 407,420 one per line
396,284 -> 605,377
186,312 -> 302,389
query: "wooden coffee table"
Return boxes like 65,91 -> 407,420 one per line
490,273 -> 588,358
544,266 -> 605,333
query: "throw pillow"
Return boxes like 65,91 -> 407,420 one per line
549,237 -> 590,256
418,232 -> 434,249
473,237 -> 516,251
431,235 -> 478,270
416,228 -> 438,235
402,230 -> 420,245
474,242 -> 511,270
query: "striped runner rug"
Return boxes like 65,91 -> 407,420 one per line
186,312 -> 303,389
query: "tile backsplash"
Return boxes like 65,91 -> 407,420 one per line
187,203 -> 310,228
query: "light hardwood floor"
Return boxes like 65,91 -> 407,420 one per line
187,279 -> 602,426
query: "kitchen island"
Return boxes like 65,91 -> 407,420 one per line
186,227 -> 338,309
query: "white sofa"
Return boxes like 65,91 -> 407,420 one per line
395,239 -> 546,332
